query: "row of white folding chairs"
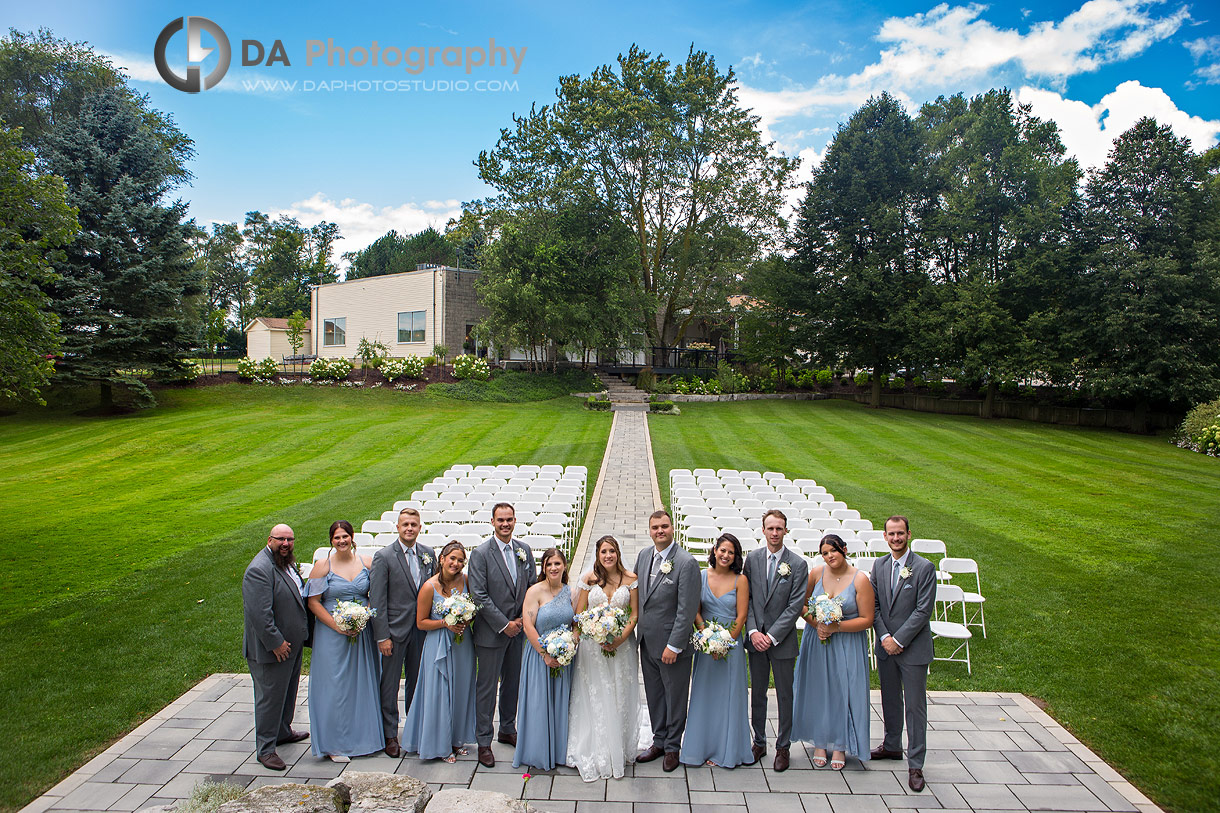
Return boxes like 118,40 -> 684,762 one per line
673,486 -> 826,504
678,520 -> 882,545
311,536 -> 573,567
402,492 -> 584,512
378,503 -> 580,524
429,468 -> 587,489
675,504 -> 870,527
412,483 -> 586,504
361,517 -> 573,542
674,494 -> 853,515
444,463 -> 586,479
420,473 -> 586,490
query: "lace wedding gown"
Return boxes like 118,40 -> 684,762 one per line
566,580 -> 642,781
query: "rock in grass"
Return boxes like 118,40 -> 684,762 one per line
424,789 -> 540,813
326,771 -> 432,812
215,783 -> 342,813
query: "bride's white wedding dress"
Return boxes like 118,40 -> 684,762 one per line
567,580 -> 642,781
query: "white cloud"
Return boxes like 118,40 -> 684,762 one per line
1018,80 -> 1220,169
1184,36 -> 1220,85
102,51 -> 163,84
268,193 -> 463,263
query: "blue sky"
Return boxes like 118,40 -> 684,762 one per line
5,0 -> 1219,260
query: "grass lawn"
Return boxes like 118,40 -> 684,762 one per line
649,398 -> 1219,813
0,385 -> 610,813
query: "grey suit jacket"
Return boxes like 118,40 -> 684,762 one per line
369,541 -> 437,643
635,543 -> 701,654
871,551 -> 936,666
467,536 -> 534,648
743,546 -> 809,658
242,546 -> 309,664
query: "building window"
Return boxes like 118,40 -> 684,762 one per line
323,317 -> 346,347
398,311 -> 426,343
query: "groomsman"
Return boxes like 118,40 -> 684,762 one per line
871,515 -> 937,792
241,524 -> 310,770
635,509 -> 701,773
370,507 -> 436,758
744,509 -> 809,771
468,503 -> 534,767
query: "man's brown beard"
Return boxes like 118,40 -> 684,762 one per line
272,548 -> 296,569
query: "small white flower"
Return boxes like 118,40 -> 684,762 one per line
659,560 -> 673,575
900,566 -> 912,580
516,548 -> 528,563
419,552 -> 432,567
777,562 -> 791,577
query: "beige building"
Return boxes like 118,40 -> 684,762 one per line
309,265 -> 487,359
244,317 -> 312,360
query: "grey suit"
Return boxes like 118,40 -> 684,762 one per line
242,546 -> 309,758
872,551 -> 936,769
635,542 -> 701,753
369,540 -> 436,739
744,546 -> 809,750
467,536 -> 534,748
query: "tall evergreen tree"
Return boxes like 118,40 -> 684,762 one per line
43,87 -> 199,409
1080,117 -> 1220,419
345,226 -> 456,279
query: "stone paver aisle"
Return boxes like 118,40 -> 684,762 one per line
20,409 -> 1163,813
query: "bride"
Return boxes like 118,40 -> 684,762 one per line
567,535 -> 641,781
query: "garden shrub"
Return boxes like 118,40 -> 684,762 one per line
176,779 -> 248,813
176,360 -> 204,382
854,370 -> 870,386
452,354 -> 491,381
928,379 -> 946,393
912,375 -> 927,388
704,377 -> 722,395
381,356 -> 426,382
649,400 -> 679,414
236,356 -> 257,379
586,396 -> 612,411
890,376 -> 906,390
796,370 -> 815,390
1174,397 -> 1220,456
999,381 -> 1019,397
816,368 -> 834,388
242,357 -> 279,383
309,357 -> 352,382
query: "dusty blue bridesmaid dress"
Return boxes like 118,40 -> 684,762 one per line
401,587 -> 477,759
513,585 -> 574,770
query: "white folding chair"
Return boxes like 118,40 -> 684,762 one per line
440,509 -> 473,524
842,518 -> 873,532
379,510 -> 400,524
911,538 -> 947,565
361,519 -> 394,534
393,499 -> 422,512
866,539 -> 891,557
374,532 -> 399,545
939,557 -> 986,637
353,532 -> 375,545
423,499 -> 453,513
931,584 -> 972,673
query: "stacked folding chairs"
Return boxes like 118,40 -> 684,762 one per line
316,464 -> 587,566
668,468 -> 987,673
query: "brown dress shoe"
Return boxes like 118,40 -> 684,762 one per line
662,751 -> 680,772
477,746 -> 496,767
909,768 -> 925,791
497,732 -> 518,747
384,737 -> 402,758
257,752 -> 287,770
773,746 -> 790,772
870,745 -> 903,760
750,743 -> 767,764
637,744 -> 665,763
278,729 -> 309,744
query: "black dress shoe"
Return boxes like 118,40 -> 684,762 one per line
257,752 -> 287,770
662,751 -> 680,772
497,732 -> 517,747
750,743 -> 767,764
637,745 -> 665,763
870,745 -> 903,760
909,768 -> 926,791
384,737 -> 402,758
478,746 -> 496,767
278,730 -> 309,745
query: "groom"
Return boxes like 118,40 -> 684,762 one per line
744,509 -> 808,771
635,509 -> 700,773
871,515 -> 937,792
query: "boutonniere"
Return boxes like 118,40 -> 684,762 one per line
294,563 -> 304,581
777,562 -> 791,577
419,551 -> 432,567
900,566 -> 912,580
516,548 -> 528,563
659,560 -> 673,575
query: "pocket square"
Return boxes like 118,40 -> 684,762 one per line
902,583 -> 912,590
662,578 -> 675,585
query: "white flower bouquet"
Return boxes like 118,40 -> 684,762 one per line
690,619 -> 738,660
440,593 -> 479,644
809,593 -> 844,645
575,604 -> 630,657
539,626 -> 578,677
333,600 -> 377,645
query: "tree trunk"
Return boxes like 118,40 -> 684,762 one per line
100,380 -> 113,411
1131,401 -> 1149,434
981,381 -> 997,418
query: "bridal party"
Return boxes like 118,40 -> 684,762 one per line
241,502 -> 936,791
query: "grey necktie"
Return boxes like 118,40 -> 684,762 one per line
651,551 -> 664,584
503,544 -> 516,585
892,558 -> 902,593
768,552 -> 778,588
407,545 -> 420,584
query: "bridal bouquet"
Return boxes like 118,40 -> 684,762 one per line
440,593 -> 479,644
690,620 -> 737,660
539,626 -> 577,677
809,593 -> 844,645
333,600 -> 377,645
575,604 -> 630,657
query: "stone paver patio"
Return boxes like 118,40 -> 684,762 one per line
19,410 -> 1162,813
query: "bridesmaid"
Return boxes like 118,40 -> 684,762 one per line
306,520 -> 384,762
679,533 -> 753,768
401,541 -> 477,762
792,534 -> 875,769
514,547 -> 578,770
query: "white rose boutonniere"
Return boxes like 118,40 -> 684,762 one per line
419,551 -> 432,567
900,566 -> 912,580
516,547 -> 528,563
659,560 -> 673,575
777,562 -> 791,577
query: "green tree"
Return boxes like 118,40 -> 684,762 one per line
791,92 -> 931,406
737,254 -> 807,386
477,45 -> 797,350
0,126 -> 79,403
1079,117 -> 1220,420
344,226 -> 455,279
193,221 -> 248,330
202,308 -> 227,372
286,309 -> 306,356
248,215 -> 339,317
43,87 -> 199,409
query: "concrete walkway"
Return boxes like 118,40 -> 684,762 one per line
19,411 -> 1162,813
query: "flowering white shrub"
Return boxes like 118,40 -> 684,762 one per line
452,354 -> 490,381
236,356 -> 257,379
309,357 -> 353,382
381,356 -> 425,381
177,360 -> 204,381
